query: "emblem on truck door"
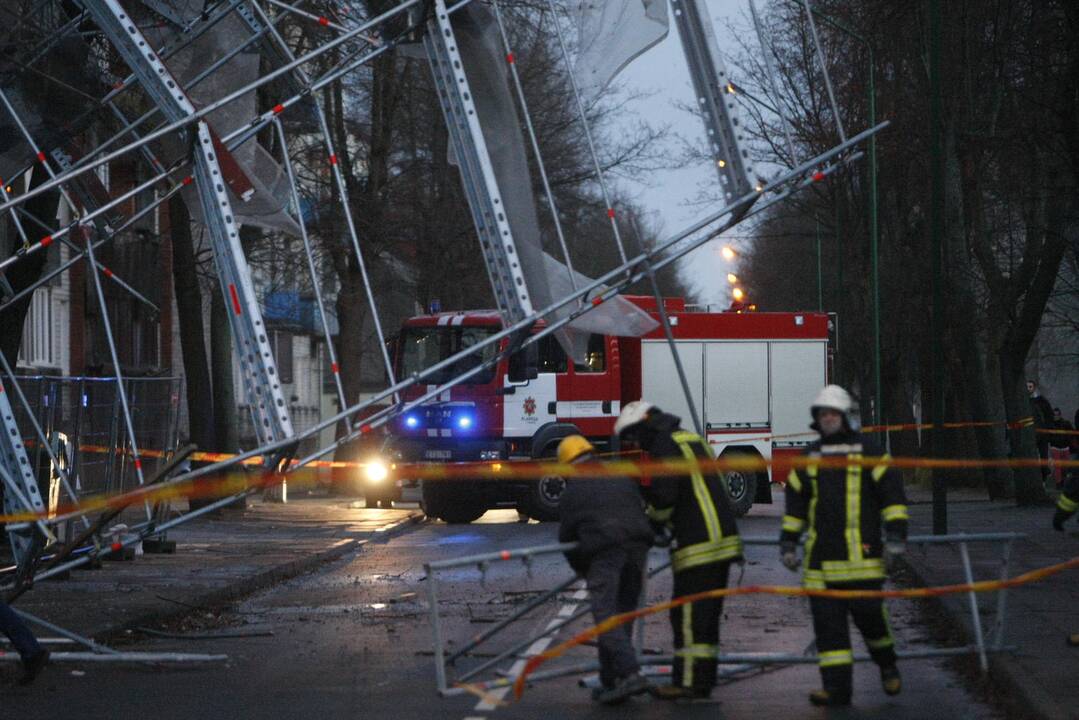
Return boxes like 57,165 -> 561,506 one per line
523,397 -> 537,416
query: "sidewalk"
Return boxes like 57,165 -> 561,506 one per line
903,487 -> 1079,720
10,493 -> 422,642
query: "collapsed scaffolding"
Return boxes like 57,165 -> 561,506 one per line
0,0 -> 884,664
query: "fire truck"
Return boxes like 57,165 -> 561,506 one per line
359,298 -> 832,523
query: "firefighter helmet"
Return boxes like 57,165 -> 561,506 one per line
811,385 -> 853,416
557,435 -> 595,464
614,400 -> 655,436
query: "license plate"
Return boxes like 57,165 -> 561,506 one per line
424,449 -> 452,460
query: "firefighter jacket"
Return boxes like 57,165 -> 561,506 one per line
780,431 -> 907,588
1057,470 -> 1079,520
640,412 -> 743,573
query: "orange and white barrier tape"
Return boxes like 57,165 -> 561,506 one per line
502,555 -> 1079,701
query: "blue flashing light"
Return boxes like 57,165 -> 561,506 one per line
457,415 -> 473,430
405,415 -> 419,429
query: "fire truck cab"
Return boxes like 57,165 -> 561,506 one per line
367,298 -> 831,523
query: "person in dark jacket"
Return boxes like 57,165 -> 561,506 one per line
614,401 -> 743,701
1053,433 -> 1079,647
780,385 -> 908,707
556,435 -> 653,705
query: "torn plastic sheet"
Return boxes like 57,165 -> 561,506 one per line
573,0 -> 669,101
451,5 -> 657,362
139,1 -> 301,236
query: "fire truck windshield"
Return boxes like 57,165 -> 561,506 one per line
399,325 -> 500,385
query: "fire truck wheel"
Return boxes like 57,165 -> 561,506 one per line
522,475 -> 566,522
422,485 -> 486,524
720,452 -> 759,517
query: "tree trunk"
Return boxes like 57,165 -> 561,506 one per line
168,197 -> 214,450
0,177 -> 57,367
210,288 -> 238,454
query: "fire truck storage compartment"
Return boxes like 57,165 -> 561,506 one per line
769,341 -> 828,438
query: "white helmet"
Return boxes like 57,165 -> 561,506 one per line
811,385 -> 852,416
615,400 -> 655,435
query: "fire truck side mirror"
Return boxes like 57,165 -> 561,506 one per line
508,344 -> 538,383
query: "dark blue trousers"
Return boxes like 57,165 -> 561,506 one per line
0,601 -> 41,660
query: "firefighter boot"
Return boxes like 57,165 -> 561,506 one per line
810,666 -> 852,706
880,665 -> 902,696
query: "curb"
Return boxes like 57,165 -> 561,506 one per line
901,557 -> 1069,720
98,510 -> 426,643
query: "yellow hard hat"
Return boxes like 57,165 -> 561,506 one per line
557,435 -> 595,464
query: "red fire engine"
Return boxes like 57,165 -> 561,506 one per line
359,298 -> 832,523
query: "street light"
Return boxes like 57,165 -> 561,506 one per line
732,287 -> 746,301
727,273 -> 738,284
721,245 -> 736,261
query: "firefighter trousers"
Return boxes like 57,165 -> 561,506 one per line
809,580 -> 897,695
670,561 -> 731,691
585,543 -> 648,688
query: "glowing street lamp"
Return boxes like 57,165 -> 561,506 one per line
732,287 -> 745,302
721,245 -> 736,261
726,273 -> 738,284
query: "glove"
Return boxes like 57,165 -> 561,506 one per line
883,541 -> 906,573
1053,510 -> 1068,532
780,541 -> 800,572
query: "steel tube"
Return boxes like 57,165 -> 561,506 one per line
958,542 -> 988,673
447,574 -> 580,665
424,563 -> 449,694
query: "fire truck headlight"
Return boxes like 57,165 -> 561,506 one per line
364,460 -> 389,484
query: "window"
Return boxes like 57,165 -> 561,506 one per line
273,330 -> 294,384
573,334 -> 606,374
19,288 -> 53,368
398,325 -> 500,385
537,334 -> 567,373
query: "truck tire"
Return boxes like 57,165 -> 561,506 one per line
421,484 -> 486,524
720,451 -> 760,517
521,473 -> 566,522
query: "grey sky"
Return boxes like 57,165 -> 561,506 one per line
611,0 -> 748,308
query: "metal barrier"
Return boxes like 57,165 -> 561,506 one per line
423,532 -> 1020,696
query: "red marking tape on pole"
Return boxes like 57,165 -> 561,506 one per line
331,362 -> 340,373
606,208 -> 616,219
228,284 -> 243,315
591,296 -> 603,306
39,235 -> 53,248
182,176 -> 194,186
102,267 -> 113,278
499,550 -> 511,561
505,52 -> 515,64
134,459 -> 142,471
318,15 -> 329,26
812,171 -> 825,182
360,424 -> 372,434
272,103 -> 285,115
329,154 -> 338,166
36,152 -> 45,163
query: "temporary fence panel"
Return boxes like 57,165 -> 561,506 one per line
423,533 -> 1022,697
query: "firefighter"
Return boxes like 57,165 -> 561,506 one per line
1053,461 -> 1079,647
556,435 -> 653,704
614,401 -> 743,701
780,384 -> 907,706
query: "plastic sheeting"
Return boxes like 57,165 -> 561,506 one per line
451,6 -> 657,361
573,0 -> 669,101
140,0 -> 301,236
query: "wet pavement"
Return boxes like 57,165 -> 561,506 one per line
1,499 -> 1004,719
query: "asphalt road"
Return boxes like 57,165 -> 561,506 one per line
2,503 -> 1002,719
